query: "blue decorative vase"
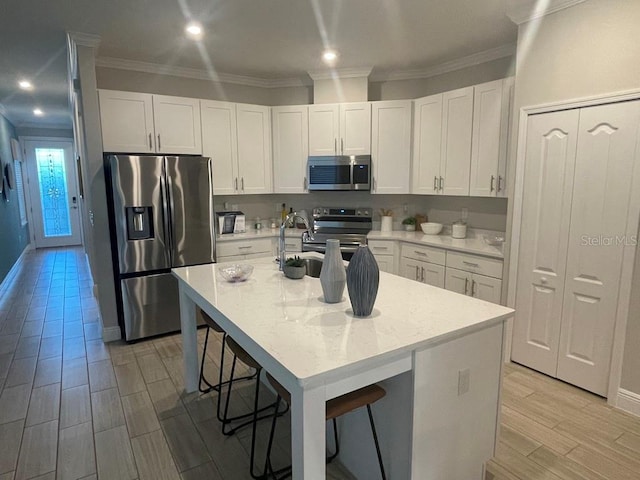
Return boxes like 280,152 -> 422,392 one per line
320,239 -> 346,303
346,245 -> 379,317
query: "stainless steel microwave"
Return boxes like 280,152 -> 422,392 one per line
307,155 -> 371,191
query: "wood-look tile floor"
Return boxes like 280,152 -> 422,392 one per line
1,248 -> 639,479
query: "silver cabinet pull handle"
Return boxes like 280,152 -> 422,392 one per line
334,138 -> 337,154
235,178 -> 238,191
157,134 -> 161,150
434,176 -> 438,191
464,277 -> 469,295
497,175 -> 503,192
439,176 -> 444,191
241,177 -> 244,191
148,133 -> 153,150
303,177 -> 307,190
471,279 -> 477,297
372,246 -> 387,251
490,175 -> 495,192
462,261 -> 479,267
421,267 -> 425,282
341,138 -> 344,154
373,177 -> 377,191
415,265 -> 420,281
238,245 -> 252,250
414,250 -> 427,256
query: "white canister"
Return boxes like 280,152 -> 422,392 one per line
452,221 -> 467,239
381,216 -> 393,233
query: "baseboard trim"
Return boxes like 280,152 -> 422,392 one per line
102,326 -> 122,343
617,389 -> 640,417
0,243 -> 32,292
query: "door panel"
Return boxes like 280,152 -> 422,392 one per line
400,258 -> 422,282
272,106 -> 309,193
340,103 -> 371,155
98,90 -> 155,153
412,95 -> 442,194
201,100 -> 238,195
441,87 -> 473,196
152,95 -> 202,155
472,274 -> 502,304
511,109 -> 579,376
236,104 -> 272,194
557,100 -> 640,395
422,263 -> 445,288
445,268 -> 471,296
309,104 -> 339,156
165,157 -> 214,267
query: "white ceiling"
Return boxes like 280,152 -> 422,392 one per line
0,0 -> 517,129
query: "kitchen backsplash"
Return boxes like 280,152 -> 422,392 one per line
214,193 -> 508,232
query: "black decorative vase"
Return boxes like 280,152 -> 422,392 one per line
346,245 -> 379,317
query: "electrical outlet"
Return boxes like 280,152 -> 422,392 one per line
458,368 -> 470,396
403,203 -> 408,213
224,202 -> 230,210
461,208 -> 468,222
231,204 -> 239,211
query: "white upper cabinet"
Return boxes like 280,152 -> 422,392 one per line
371,100 -> 412,194
99,90 -> 155,153
201,101 -> 271,195
412,94 -> 443,194
440,87 -> 473,196
272,105 -> 309,194
469,79 -> 510,197
236,103 -> 272,194
201,100 -> 238,195
309,103 -> 371,156
99,90 -> 202,155
152,95 -> 202,155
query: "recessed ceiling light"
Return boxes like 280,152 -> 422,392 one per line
322,50 -> 338,63
185,22 -> 203,39
33,108 -> 43,116
18,80 -> 33,90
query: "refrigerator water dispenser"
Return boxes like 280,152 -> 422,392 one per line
126,206 -> 153,240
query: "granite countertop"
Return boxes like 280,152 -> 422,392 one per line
367,229 -> 505,259
172,253 -> 513,383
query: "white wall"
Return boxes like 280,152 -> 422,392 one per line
15,127 -> 74,138
313,77 -> 369,103
505,0 -> 640,394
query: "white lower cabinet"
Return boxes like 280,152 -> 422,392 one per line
217,238 -> 273,262
444,268 -> 502,303
400,244 -> 445,288
368,240 -> 398,274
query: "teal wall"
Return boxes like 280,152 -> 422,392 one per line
0,114 -> 29,284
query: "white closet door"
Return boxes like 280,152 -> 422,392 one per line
557,100 -> 640,396
511,109 -> 579,376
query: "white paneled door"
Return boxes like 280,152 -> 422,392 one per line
512,100 -> 640,396
557,101 -> 640,396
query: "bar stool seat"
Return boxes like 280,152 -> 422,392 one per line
264,373 -> 387,479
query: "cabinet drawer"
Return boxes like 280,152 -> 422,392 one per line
401,243 -> 446,265
446,251 -> 503,279
368,240 -> 397,256
217,238 -> 272,258
282,237 -> 302,253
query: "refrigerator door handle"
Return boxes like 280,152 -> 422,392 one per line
159,168 -> 173,266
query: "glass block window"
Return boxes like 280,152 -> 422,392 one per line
35,148 -> 71,237
14,159 -> 27,226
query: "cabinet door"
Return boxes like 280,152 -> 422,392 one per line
201,100 -> 238,195
440,87 -> 473,196
400,257 -> 422,282
99,90 -> 155,153
308,104 -> 339,156
497,78 -> 513,197
412,95 -> 442,194
471,274 -> 502,304
445,267 -> 471,296
272,106 -> 309,193
421,263 -> 445,288
512,109 -> 579,377
236,104 -> 272,194
374,255 -> 395,274
340,102 -> 371,155
152,95 -> 202,155
469,80 -> 504,197
371,101 -> 411,194
557,100 -> 640,396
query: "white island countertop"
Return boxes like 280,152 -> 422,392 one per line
173,254 -> 512,385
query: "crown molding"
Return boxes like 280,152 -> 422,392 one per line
95,56 -> 311,88
506,0 -> 586,25
307,67 -> 373,81
370,43 -> 516,82
67,31 -> 101,48
16,120 -> 73,130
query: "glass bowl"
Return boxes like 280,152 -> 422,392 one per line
219,264 -> 254,283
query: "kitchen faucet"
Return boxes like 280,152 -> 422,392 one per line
279,212 -> 313,271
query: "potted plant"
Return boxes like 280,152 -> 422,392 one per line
283,256 -> 306,279
402,217 -> 416,231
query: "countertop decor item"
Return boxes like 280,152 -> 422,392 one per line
320,239 -> 346,303
219,264 -> 254,282
283,256 -> 306,279
402,217 -> 416,231
421,222 -> 443,235
452,221 -> 467,239
380,209 -> 393,233
346,245 -> 379,317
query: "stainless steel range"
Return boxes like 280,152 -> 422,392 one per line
302,207 -> 372,259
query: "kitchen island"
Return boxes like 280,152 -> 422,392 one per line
173,254 -> 514,479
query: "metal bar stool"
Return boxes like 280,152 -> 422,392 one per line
223,337 -> 287,479
263,373 -> 387,480
197,308 -> 257,424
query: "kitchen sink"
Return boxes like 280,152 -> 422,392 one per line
304,258 -> 323,278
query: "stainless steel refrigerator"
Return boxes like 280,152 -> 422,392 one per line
105,154 -> 215,341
